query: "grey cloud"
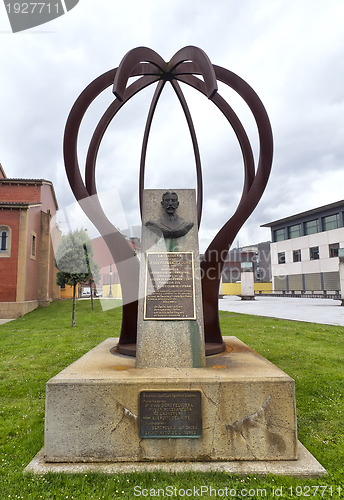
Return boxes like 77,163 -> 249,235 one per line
0,0 -> 343,251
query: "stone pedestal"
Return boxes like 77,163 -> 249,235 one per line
44,337 -> 298,463
136,189 -> 205,368
241,269 -> 255,300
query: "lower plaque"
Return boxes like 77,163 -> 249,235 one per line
139,390 -> 202,438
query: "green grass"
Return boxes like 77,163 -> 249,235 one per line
0,299 -> 343,499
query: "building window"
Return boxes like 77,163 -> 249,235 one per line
288,224 -> 301,239
329,243 -> 339,258
310,246 -> 319,260
278,252 -> 286,264
304,219 -> 320,235
0,226 -> 11,257
322,213 -> 340,231
0,230 -> 8,251
31,233 -> 37,259
274,228 -> 285,242
293,249 -> 301,262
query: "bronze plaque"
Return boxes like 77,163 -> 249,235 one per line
144,252 -> 196,320
139,390 -> 202,438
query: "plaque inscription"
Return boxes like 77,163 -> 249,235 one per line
139,390 -> 202,438
144,252 -> 196,320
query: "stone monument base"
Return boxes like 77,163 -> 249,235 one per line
26,442 -> 327,476
43,336 -> 302,463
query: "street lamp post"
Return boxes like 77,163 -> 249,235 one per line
109,264 -> 113,298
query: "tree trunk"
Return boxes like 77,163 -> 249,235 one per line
90,279 -> 94,310
72,283 -> 77,327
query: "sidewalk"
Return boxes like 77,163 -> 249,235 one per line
0,319 -> 14,325
219,295 -> 344,326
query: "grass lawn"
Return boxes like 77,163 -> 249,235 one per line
0,299 -> 343,499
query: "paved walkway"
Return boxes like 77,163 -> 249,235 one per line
0,318 -> 14,325
219,296 -> 344,326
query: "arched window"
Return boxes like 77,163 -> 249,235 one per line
0,226 -> 11,257
0,230 -> 7,251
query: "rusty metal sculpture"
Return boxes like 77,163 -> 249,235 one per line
63,46 -> 273,355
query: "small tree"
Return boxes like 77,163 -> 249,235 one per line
55,229 -> 99,326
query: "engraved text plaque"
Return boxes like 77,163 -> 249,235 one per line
139,390 -> 202,438
144,252 -> 196,320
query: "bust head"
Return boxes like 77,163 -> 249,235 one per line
161,191 -> 179,216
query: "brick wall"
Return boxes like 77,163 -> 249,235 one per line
0,182 -> 42,203
0,210 -> 20,302
0,180 -> 59,313
25,206 -> 41,301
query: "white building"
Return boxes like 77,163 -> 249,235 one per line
262,200 -> 344,294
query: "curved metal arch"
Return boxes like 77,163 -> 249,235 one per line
174,72 -> 256,213
202,65 -> 273,344
172,64 -> 273,265
206,64 -> 273,259
85,73 -> 161,197
83,59 -> 207,229
63,46 -> 273,351
138,77 -> 204,227
63,67 -> 142,344
113,46 -> 166,101
168,46 -> 218,99
170,80 -> 203,226
64,68 -> 117,202
138,79 -> 166,220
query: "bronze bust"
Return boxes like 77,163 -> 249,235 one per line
145,191 -> 194,238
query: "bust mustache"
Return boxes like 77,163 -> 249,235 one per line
145,191 -> 194,239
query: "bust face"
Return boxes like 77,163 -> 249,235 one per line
161,191 -> 179,215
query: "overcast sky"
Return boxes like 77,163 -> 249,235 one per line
1,0 -> 343,252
